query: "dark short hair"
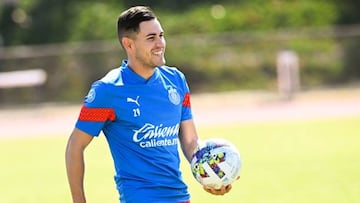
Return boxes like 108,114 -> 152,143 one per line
117,6 -> 156,46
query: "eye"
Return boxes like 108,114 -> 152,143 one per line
147,36 -> 155,41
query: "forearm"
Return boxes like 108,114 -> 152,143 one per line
65,140 -> 87,203
182,136 -> 199,163
179,119 -> 200,163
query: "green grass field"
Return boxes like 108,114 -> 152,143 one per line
1,116 -> 360,203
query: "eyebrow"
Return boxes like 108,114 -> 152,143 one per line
145,32 -> 164,37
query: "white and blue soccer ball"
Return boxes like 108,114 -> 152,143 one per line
191,138 -> 242,189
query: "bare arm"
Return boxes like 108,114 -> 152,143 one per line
65,128 -> 94,203
179,119 -> 200,163
179,119 -> 235,195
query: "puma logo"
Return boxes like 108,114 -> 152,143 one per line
127,96 -> 140,107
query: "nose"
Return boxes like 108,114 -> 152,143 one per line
156,37 -> 165,48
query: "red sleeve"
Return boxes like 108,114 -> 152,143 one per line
78,105 -> 116,122
182,93 -> 191,108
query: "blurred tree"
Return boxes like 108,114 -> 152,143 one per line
23,0 -> 77,44
0,0 -> 121,45
2,0 -> 353,46
123,0 -> 239,11
0,0 -> 19,46
332,0 -> 360,80
333,0 -> 360,24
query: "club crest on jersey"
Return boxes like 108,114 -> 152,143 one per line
85,88 -> 96,103
168,87 -> 180,105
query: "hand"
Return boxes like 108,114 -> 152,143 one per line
203,184 -> 232,195
203,176 -> 240,196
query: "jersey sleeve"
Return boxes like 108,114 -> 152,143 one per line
75,81 -> 116,136
179,71 -> 193,121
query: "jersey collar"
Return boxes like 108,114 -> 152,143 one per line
121,60 -> 160,85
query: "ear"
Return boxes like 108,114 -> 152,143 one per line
121,37 -> 133,51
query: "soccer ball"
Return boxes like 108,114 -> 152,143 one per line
190,138 -> 241,189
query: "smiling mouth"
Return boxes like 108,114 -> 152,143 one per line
152,50 -> 163,56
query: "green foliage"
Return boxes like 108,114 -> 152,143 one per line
331,0 -> 360,24
161,1 -> 337,35
1,0 -> 359,103
0,0 -> 340,45
67,2 -> 123,41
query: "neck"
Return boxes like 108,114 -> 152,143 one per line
127,60 -> 155,80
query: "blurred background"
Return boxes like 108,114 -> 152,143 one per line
1,2 -> 360,203
1,0 -> 360,105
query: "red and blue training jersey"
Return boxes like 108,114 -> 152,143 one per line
75,60 -> 192,203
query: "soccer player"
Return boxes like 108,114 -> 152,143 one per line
65,6 -> 233,203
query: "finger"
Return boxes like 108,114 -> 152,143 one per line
203,186 -> 224,195
214,188 -> 225,196
203,186 -> 213,193
225,184 -> 232,192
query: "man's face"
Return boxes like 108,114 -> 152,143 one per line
131,19 -> 166,69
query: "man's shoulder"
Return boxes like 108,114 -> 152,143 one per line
158,65 -> 179,71
157,65 -> 185,77
99,67 -> 124,86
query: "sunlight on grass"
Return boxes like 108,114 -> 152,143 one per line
0,117 -> 359,203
